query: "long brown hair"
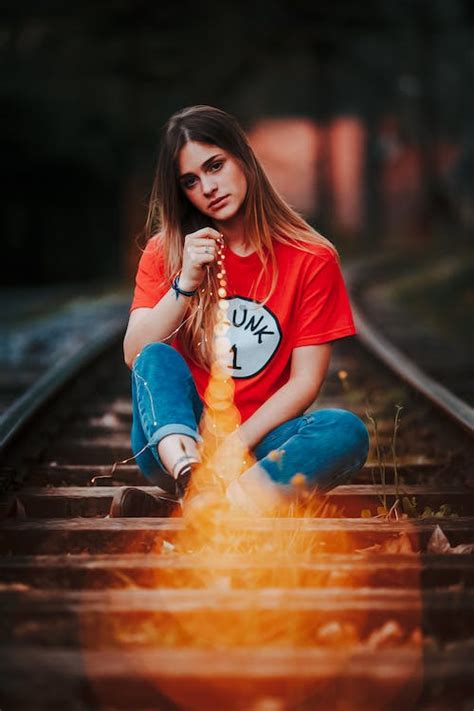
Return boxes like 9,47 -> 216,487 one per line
144,104 -> 339,369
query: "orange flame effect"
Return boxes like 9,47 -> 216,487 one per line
85,236 -> 422,709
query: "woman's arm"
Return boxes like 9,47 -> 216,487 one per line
123,292 -> 191,369
124,228 -> 223,368
237,343 -> 332,450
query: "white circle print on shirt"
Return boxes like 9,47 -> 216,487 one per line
223,296 -> 282,379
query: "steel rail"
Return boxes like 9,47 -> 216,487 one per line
1,255 -> 472,465
345,256 -> 474,436
0,315 -> 127,456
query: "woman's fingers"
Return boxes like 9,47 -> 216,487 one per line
184,232 -> 224,263
186,243 -> 217,258
186,238 -> 223,253
180,228 -> 224,287
185,245 -> 219,268
189,227 -> 222,241
188,250 -> 215,262
185,228 -> 223,247
189,241 -> 218,253
184,228 -> 222,249
191,238 -> 221,248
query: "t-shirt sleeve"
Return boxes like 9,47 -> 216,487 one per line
294,254 -> 357,346
129,239 -> 170,313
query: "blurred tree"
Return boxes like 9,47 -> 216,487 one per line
1,0 -> 473,283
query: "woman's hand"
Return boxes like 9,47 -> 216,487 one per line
208,429 -> 252,485
179,228 -> 223,291
225,465 -> 290,515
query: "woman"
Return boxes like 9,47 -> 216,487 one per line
110,105 -> 370,517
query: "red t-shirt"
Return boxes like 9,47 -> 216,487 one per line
129,236 -> 357,423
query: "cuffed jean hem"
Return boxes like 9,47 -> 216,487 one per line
129,340 -> 370,494
148,423 -> 203,448
148,423 -> 204,470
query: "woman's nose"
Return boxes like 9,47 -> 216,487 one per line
201,176 -> 218,196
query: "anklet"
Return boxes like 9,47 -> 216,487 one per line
172,454 -> 200,479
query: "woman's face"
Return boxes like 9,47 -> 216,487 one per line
177,141 -> 248,221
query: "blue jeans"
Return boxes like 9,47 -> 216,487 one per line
130,342 -> 370,494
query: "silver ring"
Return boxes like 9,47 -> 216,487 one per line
205,247 -> 210,254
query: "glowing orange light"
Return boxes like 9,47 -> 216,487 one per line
92,226 -> 422,711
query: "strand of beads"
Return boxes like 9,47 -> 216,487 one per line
214,235 -> 231,367
198,234 -> 252,486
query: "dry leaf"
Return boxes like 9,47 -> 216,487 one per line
366,620 -> 403,650
356,532 -> 417,555
317,621 -> 358,647
427,525 -> 474,554
355,542 -> 381,553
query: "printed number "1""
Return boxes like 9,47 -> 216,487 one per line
229,344 -> 242,370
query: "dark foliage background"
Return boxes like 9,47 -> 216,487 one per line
2,0 -> 473,285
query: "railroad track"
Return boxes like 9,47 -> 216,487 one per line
0,286 -> 128,417
0,269 -> 473,711
347,252 -> 474,409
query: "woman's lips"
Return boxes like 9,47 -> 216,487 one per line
209,195 -> 229,209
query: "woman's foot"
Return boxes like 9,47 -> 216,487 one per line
225,465 -> 291,515
109,458 -> 199,517
172,454 -> 200,498
109,487 -> 178,517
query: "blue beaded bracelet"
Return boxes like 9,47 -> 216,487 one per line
171,275 -> 198,299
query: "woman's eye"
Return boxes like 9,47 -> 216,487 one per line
182,161 -> 222,189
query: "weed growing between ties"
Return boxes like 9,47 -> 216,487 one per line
364,402 -> 459,521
